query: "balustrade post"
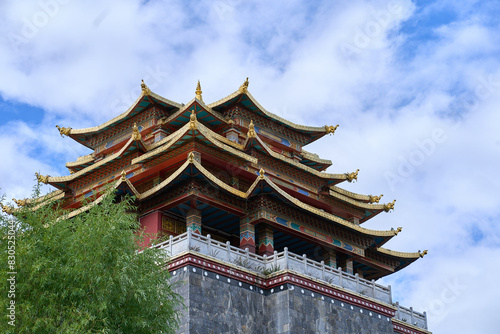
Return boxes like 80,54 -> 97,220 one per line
207,234 -> 211,255
273,250 -> 278,268
410,307 -> 414,325
284,247 -> 289,270
187,229 -> 192,250
396,302 -> 400,320
424,311 -> 428,329
303,254 -> 307,273
226,241 -> 231,261
321,261 -> 325,280
339,267 -> 343,287
245,248 -> 249,261
169,235 -> 173,255
389,284 -> 393,304
355,273 -> 359,293
371,279 -> 376,298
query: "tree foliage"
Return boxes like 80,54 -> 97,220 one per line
0,186 -> 183,333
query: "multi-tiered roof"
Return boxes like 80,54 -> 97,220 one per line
7,79 -> 427,280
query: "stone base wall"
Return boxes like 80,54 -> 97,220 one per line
171,265 -> 395,334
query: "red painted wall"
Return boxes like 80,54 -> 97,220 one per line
139,211 -> 162,248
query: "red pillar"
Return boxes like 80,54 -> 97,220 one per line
258,224 -> 274,256
239,217 -> 256,253
139,211 -> 162,248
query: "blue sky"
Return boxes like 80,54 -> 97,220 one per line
1,1 -> 500,332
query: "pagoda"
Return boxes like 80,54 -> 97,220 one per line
7,79 -> 431,334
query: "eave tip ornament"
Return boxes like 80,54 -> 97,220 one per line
35,172 -> 50,184
239,77 -> 249,93
13,198 -> 27,207
419,250 -> 428,258
247,120 -> 256,138
0,203 -> 14,215
345,169 -> 359,183
56,125 -> 71,137
195,80 -> 203,102
369,194 -> 383,203
384,199 -> 396,212
392,226 -> 402,235
325,124 -> 339,135
141,79 -> 151,95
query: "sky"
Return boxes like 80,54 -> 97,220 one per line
1,0 -> 499,332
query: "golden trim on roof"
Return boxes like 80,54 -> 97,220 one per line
66,154 -> 94,168
247,120 -> 256,138
132,123 -> 142,141
384,199 -> 396,212
330,186 -> 371,201
324,124 -> 339,135
195,80 -> 203,102
208,90 -> 329,134
56,125 -> 72,137
376,247 -> 424,259
327,190 -> 386,210
301,150 -> 332,165
239,77 -> 249,93
345,169 -> 359,183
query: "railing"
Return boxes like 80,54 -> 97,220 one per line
394,302 -> 428,330
154,230 -> 427,330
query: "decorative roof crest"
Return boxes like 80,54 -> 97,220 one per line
324,124 -> 339,135
0,203 -> 14,215
56,125 -> 72,137
247,120 -> 256,138
239,77 -> 249,93
189,110 -> 197,130
35,172 -> 50,184
195,80 -> 203,102
369,194 -> 383,203
384,199 -> 396,212
132,123 -> 142,141
345,169 -> 359,183
141,79 -> 151,95
13,198 -> 27,207
419,250 -> 428,258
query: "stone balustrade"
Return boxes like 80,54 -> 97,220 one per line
153,230 -> 428,331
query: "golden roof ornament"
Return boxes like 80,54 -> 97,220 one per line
384,199 -> 396,212
55,125 -> 72,137
189,110 -> 197,130
394,226 -> 402,235
121,170 -> 127,181
132,123 -> 142,141
0,203 -> 14,215
247,120 -> 256,138
195,80 -> 203,102
369,194 -> 383,203
258,168 -> 265,180
419,250 -> 428,258
141,79 -> 151,95
12,198 -> 27,207
324,124 -> 339,135
345,169 -> 359,182
188,152 -> 195,163
239,77 -> 249,93
35,172 -> 50,184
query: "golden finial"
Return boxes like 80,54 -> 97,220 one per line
69,169 -> 75,174
132,123 -> 142,141
324,125 -> 339,135
121,170 -> 127,181
189,110 -> 197,130
188,152 -> 195,163
369,194 -> 383,203
419,250 -> 428,258
239,77 -> 249,93
141,79 -> 151,95
35,172 -> 50,184
345,169 -> 359,182
0,203 -> 14,215
384,199 -> 396,212
393,226 -> 402,235
195,80 -> 203,101
12,198 -> 27,207
258,168 -> 265,180
55,125 -> 72,137
247,120 -> 256,138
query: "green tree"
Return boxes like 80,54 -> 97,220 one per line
0,185 -> 183,333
